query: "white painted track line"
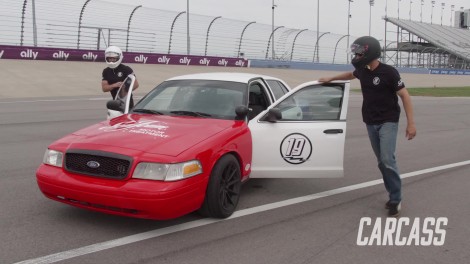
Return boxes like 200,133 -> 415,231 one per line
14,160 -> 470,264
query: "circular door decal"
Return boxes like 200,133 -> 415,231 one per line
280,133 -> 312,164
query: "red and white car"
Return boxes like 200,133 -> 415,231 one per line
36,72 -> 350,220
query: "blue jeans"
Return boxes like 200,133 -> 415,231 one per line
366,122 -> 401,203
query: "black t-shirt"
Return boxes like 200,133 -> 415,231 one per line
353,62 -> 405,125
102,64 -> 135,107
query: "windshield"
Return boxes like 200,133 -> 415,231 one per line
133,80 -> 247,120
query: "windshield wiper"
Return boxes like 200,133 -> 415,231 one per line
170,110 -> 212,117
132,108 -> 164,115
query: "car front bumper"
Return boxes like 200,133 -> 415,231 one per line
36,164 -> 207,220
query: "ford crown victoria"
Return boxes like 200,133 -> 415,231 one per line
36,72 -> 350,220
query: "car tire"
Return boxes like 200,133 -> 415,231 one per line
198,154 -> 241,218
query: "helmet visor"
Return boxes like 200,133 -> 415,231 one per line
350,43 -> 368,56
105,55 -> 120,63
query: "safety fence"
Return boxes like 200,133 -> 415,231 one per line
0,0 -> 355,64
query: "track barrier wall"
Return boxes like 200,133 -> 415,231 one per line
0,45 -> 248,67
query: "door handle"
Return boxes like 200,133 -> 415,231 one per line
323,129 -> 343,134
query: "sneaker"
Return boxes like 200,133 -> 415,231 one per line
388,202 -> 401,217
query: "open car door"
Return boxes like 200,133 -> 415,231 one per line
248,81 -> 350,178
107,75 -> 136,119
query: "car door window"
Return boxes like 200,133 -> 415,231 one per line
115,77 -> 133,102
113,75 -> 135,114
266,80 -> 289,99
248,82 -> 270,120
274,84 -> 344,121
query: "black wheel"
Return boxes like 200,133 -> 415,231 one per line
199,154 -> 241,218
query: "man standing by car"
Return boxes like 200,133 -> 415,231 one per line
319,36 -> 416,217
101,45 -> 139,108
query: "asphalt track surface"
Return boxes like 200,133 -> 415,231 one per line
1,90 -> 470,264
3,60 -> 470,99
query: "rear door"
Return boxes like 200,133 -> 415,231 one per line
248,81 -> 349,178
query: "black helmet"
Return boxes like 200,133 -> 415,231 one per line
350,36 -> 381,69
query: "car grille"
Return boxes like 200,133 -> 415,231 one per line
65,150 -> 132,179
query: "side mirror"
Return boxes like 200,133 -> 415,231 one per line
235,105 -> 249,119
106,100 -> 124,112
261,108 -> 282,123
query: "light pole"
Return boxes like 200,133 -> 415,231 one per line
316,0 -> 320,61
369,0 -> 374,36
397,0 -> 401,20
347,0 -> 353,63
431,1 -> 435,24
272,0 -> 277,60
461,6 -> 465,27
32,0 -> 37,46
187,0 -> 190,55
384,0 -> 388,62
450,5 -> 455,26
396,0 -> 402,66
385,0 -> 388,17
440,2 -> 445,26
420,0 -> 424,22
409,0 -> 412,20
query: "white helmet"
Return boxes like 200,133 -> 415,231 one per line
104,46 -> 123,69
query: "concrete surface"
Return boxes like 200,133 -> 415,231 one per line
1,59 -> 470,98
1,93 -> 469,264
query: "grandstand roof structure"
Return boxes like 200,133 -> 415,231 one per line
383,17 -> 470,69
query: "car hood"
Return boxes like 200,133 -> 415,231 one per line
70,114 -> 235,157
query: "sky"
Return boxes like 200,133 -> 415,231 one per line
105,0 -> 470,39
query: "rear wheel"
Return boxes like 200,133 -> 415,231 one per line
199,154 -> 241,218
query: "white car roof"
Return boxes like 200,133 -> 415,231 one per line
166,72 -> 284,83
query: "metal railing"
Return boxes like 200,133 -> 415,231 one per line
0,0 -> 354,64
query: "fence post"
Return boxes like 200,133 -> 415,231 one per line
126,5 -> 142,52
265,26 -> 284,60
204,16 -> 222,56
20,0 -> 28,46
168,11 -> 186,54
313,32 -> 330,63
77,0 -> 92,49
237,21 -> 256,58
290,29 -> 307,61
332,34 -> 349,64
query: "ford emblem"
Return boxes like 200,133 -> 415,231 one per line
86,161 -> 100,169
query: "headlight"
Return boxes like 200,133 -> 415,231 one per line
133,160 -> 202,181
43,149 -> 64,167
